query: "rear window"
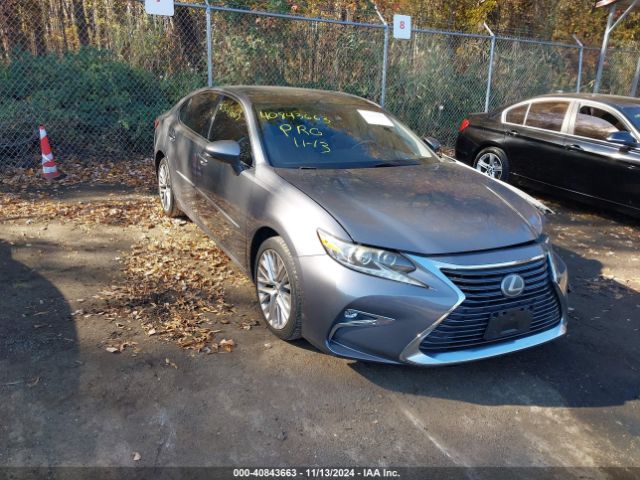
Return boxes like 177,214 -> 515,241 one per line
504,104 -> 528,125
525,101 -> 569,132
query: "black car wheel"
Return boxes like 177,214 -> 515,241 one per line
255,237 -> 302,341
474,147 -> 510,181
157,157 -> 182,217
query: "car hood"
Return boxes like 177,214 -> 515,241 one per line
276,162 -> 544,255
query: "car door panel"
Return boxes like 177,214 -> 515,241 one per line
194,96 -> 254,265
564,103 -> 640,208
167,93 -> 221,220
165,118 -> 199,216
561,137 -> 640,208
504,127 -> 568,185
502,101 -> 570,187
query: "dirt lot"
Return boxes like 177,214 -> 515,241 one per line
0,161 -> 639,475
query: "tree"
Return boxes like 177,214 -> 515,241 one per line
173,6 -> 202,69
0,0 -> 29,58
72,0 -> 91,47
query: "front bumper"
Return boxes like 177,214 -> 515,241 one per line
298,241 -> 568,366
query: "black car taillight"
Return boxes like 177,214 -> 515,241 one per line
459,119 -> 470,132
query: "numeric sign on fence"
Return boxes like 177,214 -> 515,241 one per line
393,15 -> 412,40
145,0 -> 174,16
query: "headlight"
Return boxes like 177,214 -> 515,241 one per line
542,235 -> 569,294
317,229 -> 422,286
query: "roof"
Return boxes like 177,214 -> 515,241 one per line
536,92 -> 640,108
216,85 -> 378,107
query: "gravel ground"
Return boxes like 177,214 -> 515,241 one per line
0,177 -> 638,477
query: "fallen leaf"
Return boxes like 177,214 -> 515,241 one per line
165,358 -> 178,369
220,339 -> 235,352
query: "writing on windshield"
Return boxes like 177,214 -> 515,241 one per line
254,102 -> 435,169
259,110 -> 332,154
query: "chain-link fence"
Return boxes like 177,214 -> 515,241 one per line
1,0 -> 639,172
385,30 -> 490,146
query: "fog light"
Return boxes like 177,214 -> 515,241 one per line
329,310 -> 397,341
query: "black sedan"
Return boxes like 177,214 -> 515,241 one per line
455,93 -> 640,218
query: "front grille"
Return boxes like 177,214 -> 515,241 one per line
420,256 -> 562,354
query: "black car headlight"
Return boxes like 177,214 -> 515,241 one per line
317,229 -> 422,286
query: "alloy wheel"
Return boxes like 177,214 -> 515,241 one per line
256,249 -> 292,330
476,153 -> 503,179
158,163 -> 172,212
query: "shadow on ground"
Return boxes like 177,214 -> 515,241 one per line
0,239 -> 94,465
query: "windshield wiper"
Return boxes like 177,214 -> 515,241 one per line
372,163 -> 397,168
371,159 -> 420,168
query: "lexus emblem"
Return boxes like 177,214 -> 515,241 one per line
501,274 -> 525,297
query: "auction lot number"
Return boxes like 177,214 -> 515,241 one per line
233,468 -> 400,478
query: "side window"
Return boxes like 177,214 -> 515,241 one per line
179,92 -> 219,137
504,104 -> 528,125
574,105 -> 626,141
525,101 -> 569,132
209,97 -> 253,165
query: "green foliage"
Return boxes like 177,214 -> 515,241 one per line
384,37 -> 488,144
0,48 -> 202,156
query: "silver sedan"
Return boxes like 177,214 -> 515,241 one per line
153,86 -> 569,366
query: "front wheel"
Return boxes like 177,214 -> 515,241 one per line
255,237 -> 302,341
157,157 -> 182,217
473,147 -> 510,181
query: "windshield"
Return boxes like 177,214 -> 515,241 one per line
253,101 -> 437,169
622,106 -> 640,132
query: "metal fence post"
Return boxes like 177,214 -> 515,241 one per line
372,2 -> 388,107
594,0 -> 639,93
573,35 -> 584,93
205,0 -> 213,87
483,23 -> 495,113
631,56 -> 640,97
595,6 -> 615,93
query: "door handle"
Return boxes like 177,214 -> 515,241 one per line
620,160 -> 638,170
168,130 -> 176,142
507,130 -> 518,136
197,152 -> 210,165
564,144 -> 583,151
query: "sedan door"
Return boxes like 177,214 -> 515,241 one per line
169,92 -> 220,217
193,96 -> 255,265
563,102 -> 640,209
502,100 -> 571,188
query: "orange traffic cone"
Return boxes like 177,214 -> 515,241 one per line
39,125 -> 63,180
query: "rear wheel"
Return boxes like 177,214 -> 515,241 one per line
255,237 -> 302,341
474,147 -> 510,181
157,157 -> 182,217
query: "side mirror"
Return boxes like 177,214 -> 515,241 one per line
423,136 -> 441,153
606,131 -> 637,148
205,140 -> 241,165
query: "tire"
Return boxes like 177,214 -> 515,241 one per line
255,236 -> 302,341
473,147 -> 510,181
157,157 -> 182,218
